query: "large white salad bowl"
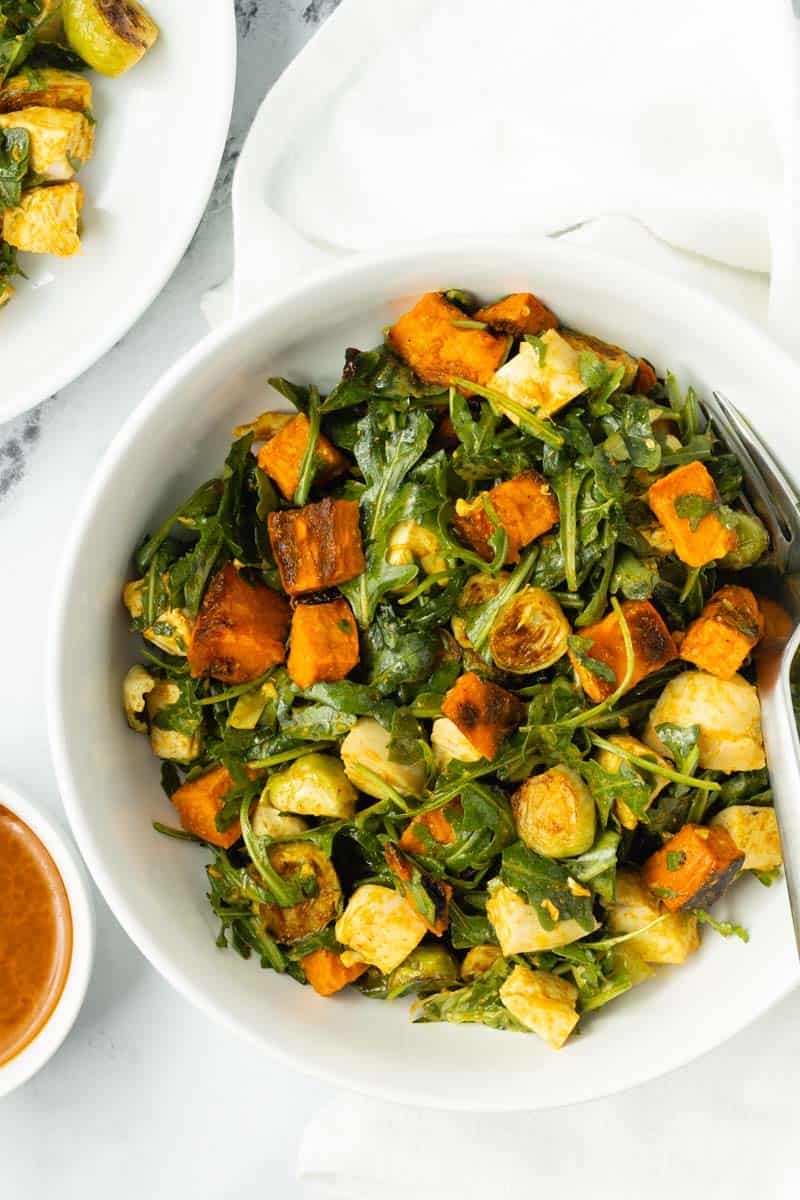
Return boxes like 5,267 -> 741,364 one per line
48,238 -> 800,1111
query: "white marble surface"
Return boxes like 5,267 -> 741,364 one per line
0,3 -> 798,1197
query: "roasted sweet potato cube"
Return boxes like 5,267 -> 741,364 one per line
634,358 -> 658,394
287,596 -> 359,689
400,805 -> 458,856
257,413 -> 349,502
171,765 -> 241,848
452,469 -> 559,563
268,498 -> 365,596
441,672 -> 525,760
188,562 -> 290,684
387,291 -> 509,387
300,947 -> 368,996
680,585 -> 764,679
647,461 -> 737,567
643,822 -> 744,912
473,292 -> 558,336
384,843 -> 452,935
567,600 -> 678,703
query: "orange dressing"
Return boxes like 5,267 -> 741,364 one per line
0,805 -> 72,1067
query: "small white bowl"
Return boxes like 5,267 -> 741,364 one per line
0,781 -> 95,1098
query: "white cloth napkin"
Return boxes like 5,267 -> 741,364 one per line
215,1 -> 800,1192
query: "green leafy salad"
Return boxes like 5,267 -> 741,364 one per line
122,286 -> 784,1049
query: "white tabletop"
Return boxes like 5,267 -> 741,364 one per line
0,4 -> 798,1197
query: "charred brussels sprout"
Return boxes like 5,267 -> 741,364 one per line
63,0 -> 159,77
511,765 -> 596,858
720,510 -> 769,570
488,586 -> 570,673
388,944 -> 459,997
264,753 -> 357,819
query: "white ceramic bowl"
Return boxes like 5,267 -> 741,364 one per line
0,781 -> 94,1097
48,239 -> 800,1110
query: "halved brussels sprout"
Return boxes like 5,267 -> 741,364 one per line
511,765 -> 596,858
460,943 -> 503,982
63,0 -> 159,77
451,571 -> 510,648
264,753 -> 357,819
387,944 -> 459,997
488,586 -> 570,673
340,718 -> 426,799
259,843 -> 342,944
720,510 -> 769,570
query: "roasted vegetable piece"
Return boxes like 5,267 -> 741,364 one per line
643,822 -> 744,912
301,947 -> 367,996
264,753 -> 357,820
287,596 -> 359,689
451,571 -> 510,647
594,733 -> 669,830
568,599 -> 677,703
460,944 -> 503,981
441,672 -> 525,760
711,806 -> 782,873
680,585 -> 764,679
0,69 -> 92,114
384,843 -> 452,935
146,680 -> 202,764
720,511 -> 769,569
387,290 -> 509,388
487,881 -> 597,954
430,717 -> 481,772
63,0 -> 159,77
645,670 -> 765,773
387,944 -> 459,996
268,498 -> 365,595
0,107 -> 93,180
340,717 -> 426,798
257,412 -> 349,502
499,965 -> 579,1049
606,868 -> 700,964
452,470 -> 559,564
489,586 -> 570,673
633,358 -> 658,394
2,181 -> 82,255
251,792 -> 307,839
647,461 -> 737,567
473,291 -> 558,336
560,329 -> 638,388
490,332 -> 585,420
335,883 -> 427,973
399,804 -> 458,856
188,562 -> 290,684
260,843 -> 343,943
511,765 -> 596,858
171,765 -> 240,848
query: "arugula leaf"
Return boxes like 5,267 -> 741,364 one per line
567,635 -> 616,684
448,900 -> 498,949
499,842 -> 596,932
0,126 -> 29,209
653,723 -> 700,777
361,606 -> 441,696
674,494 -> 717,532
413,959 -> 525,1032
322,343 -> 446,413
691,908 -> 749,943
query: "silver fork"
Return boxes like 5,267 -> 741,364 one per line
702,390 -> 800,953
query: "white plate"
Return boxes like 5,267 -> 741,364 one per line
0,1 -> 236,424
48,239 -> 800,1111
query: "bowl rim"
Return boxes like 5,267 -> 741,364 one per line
0,781 -> 95,1098
47,235 -> 800,1110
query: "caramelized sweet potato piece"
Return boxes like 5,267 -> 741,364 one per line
384,843 -> 452,935
257,413 -> 349,502
400,805 -> 458,856
473,292 -> 558,336
387,291 -> 509,387
441,672 -> 525,760
643,822 -> 744,912
287,596 -> 359,689
647,461 -> 737,567
680,585 -> 764,679
188,562 -> 290,684
171,766 -> 240,848
300,947 -> 368,996
268,498 -> 365,596
452,469 -> 559,563
567,600 -> 678,703
634,358 -> 658,394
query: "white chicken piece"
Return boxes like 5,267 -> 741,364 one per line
644,670 -> 765,773
430,716 -> 482,772
499,964 -> 580,1049
489,332 -> 586,421
606,868 -> 699,964
340,717 -> 426,798
335,884 -> 427,973
711,806 -> 782,873
251,793 -> 308,840
2,181 -> 82,256
486,881 -> 597,955
145,680 -> 202,764
0,106 -> 94,180
122,663 -> 155,733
